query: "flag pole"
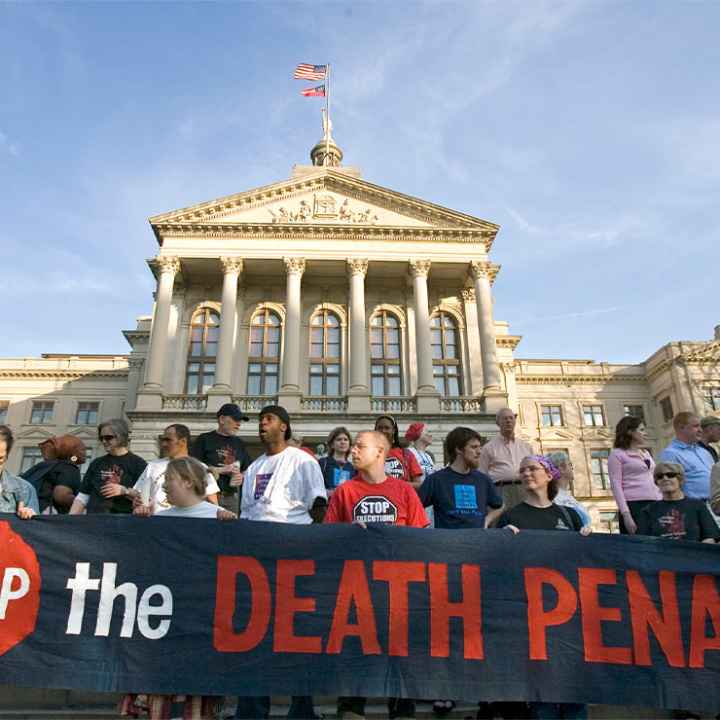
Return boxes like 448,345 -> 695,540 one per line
325,63 -> 331,165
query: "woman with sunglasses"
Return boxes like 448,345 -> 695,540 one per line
69,419 -> 147,515
608,416 -> 661,534
637,462 -> 719,543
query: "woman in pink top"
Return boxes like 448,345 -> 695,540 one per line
609,416 -> 661,534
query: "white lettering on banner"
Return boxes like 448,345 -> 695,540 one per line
65,562 -> 173,639
0,568 -> 30,619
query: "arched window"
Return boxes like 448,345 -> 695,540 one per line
186,307 -> 219,394
431,311 -> 463,396
370,310 -> 402,396
309,309 -> 341,396
247,308 -> 281,395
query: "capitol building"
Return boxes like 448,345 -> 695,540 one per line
2,130 -> 719,528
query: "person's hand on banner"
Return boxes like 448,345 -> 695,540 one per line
133,504 -> 154,517
353,520 -> 368,529
15,502 -> 35,520
504,525 -> 520,535
217,509 -> 237,521
580,526 -> 593,537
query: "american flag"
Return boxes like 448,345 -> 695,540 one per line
293,63 -> 327,81
301,84 -> 325,97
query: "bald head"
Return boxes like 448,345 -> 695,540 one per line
351,430 -> 390,476
496,407 -> 517,438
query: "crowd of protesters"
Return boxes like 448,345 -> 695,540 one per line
0,400 -> 719,720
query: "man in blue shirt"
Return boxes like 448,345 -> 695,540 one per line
659,412 -> 714,500
418,427 -> 503,529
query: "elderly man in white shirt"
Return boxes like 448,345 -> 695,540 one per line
478,407 -> 534,510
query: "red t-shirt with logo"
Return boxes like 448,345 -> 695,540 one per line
324,476 -> 429,527
384,448 -> 423,483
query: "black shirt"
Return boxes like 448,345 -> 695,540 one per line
319,455 -> 355,490
497,502 -> 583,532
418,467 -> 503,529
637,498 -> 720,542
79,452 -> 147,514
21,460 -> 80,514
190,431 -> 250,493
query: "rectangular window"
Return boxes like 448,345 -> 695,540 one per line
80,448 -> 94,476
20,447 -> 43,473
660,396 -> 674,423
0,401 -> 8,424
582,404 -> 605,427
75,402 -> 100,425
598,510 -> 619,534
541,405 -> 563,427
590,449 -> 611,492
704,387 -> 720,412
30,401 -> 54,425
623,404 -> 645,423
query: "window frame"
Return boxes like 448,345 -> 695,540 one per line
0,400 -> 8,424
540,404 -> 564,427
582,404 -> 605,427
660,396 -> 674,423
370,310 -> 403,397
430,311 -> 463,397
623,404 -> 645,423
30,400 -> 55,425
308,309 -> 342,397
185,307 -> 220,395
589,448 -> 611,493
703,387 -> 720,412
246,307 -> 282,396
20,446 -> 43,473
75,401 -> 100,426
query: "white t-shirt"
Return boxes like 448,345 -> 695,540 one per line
133,458 -> 220,514
408,446 -> 436,479
157,500 -> 220,519
240,446 -> 327,524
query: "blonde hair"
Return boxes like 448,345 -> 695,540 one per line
653,461 -> 685,482
166,457 -> 207,496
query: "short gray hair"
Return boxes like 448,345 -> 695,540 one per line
98,418 -> 130,447
495,407 -> 515,423
547,451 -> 570,467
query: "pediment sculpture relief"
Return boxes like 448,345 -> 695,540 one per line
268,194 -> 379,224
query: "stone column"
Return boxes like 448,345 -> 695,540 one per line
470,260 -> 506,411
143,256 -> 180,391
409,260 -> 440,413
212,257 -> 243,393
346,259 -> 371,413
461,287 -> 482,396
125,357 -> 145,413
279,257 -> 305,410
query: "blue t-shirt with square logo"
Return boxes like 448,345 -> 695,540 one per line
418,466 -> 503,529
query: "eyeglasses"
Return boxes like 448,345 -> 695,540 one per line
100,435 -> 116,442
655,472 -> 679,480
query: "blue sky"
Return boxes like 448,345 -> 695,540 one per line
1,1 -> 718,364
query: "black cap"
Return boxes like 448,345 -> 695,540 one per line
259,405 -> 292,440
217,403 -> 249,422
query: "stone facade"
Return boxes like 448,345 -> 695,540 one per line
1,147 -> 719,529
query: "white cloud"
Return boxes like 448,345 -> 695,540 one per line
0,129 -> 20,157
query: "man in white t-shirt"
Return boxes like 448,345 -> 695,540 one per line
132,424 -> 220,513
233,405 -> 326,719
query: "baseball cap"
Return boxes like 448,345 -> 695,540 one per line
259,405 -> 292,440
217,403 -> 249,422
700,415 -> 720,429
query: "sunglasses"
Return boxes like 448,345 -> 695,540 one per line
655,472 -> 679,480
100,435 -> 116,442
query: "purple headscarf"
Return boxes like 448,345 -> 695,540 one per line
523,455 -> 562,482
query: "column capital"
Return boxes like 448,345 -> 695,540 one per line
155,255 -> 180,275
409,259 -> 432,278
461,287 -> 476,303
127,357 -> 145,370
346,258 -> 369,277
220,256 -> 244,275
468,260 -> 500,284
283,257 -> 306,277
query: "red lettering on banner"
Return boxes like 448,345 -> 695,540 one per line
326,560 -> 381,655
627,570 -> 684,667
428,563 -> 483,660
0,521 -> 41,657
524,568 -> 577,661
273,560 -> 321,654
214,556 -> 271,652
578,568 -> 632,665
373,561 -> 426,657
689,574 -> 720,668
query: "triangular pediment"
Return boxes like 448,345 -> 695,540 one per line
149,169 -> 499,233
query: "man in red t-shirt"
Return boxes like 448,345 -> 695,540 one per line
324,430 -> 426,719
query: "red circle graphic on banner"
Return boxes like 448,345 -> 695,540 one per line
0,521 -> 41,656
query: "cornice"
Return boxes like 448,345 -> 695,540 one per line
0,369 -> 129,380
152,223 -> 492,249
496,335 -> 522,350
515,373 -> 647,385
